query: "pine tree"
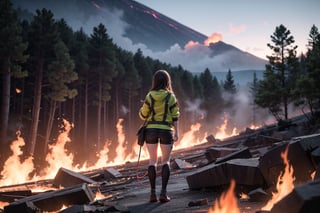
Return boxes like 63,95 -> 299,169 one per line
89,23 -> 117,148
223,69 -> 236,94
293,25 -> 320,117
250,72 -> 259,126
199,68 -> 223,123
44,40 -> 78,154
0,0 -> 28,145
255,24 -> 299,121
27,8 -> 60,155
133,48 -> 152,99
71,28 -> 90,147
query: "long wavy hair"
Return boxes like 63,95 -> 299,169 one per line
150,70 -> 173,92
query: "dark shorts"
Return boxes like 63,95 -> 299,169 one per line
145,128 -> 173,145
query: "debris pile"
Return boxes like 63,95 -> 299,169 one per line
1,116 -> 320,212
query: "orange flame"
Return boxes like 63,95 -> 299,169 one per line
204,33 -> 223,46
0,117 -> 243,187
42,119 -> 76,179
0,131 -> 36,186
95,190 -> 106,200
261,145 -> 295,211
15,88 -> 22,94
175,122 -> 206,149
0,202 -> 9,209
215,118 -> 238,140
185,40 -> 201,49
311,171 -> 316,180
208,179 -> 240,213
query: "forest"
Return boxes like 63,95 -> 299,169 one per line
1,0 -> 320,169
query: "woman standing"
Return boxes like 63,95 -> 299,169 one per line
139,70 -> 180,203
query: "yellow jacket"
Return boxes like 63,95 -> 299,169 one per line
139,89 -> 179,130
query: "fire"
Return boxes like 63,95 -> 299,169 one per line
215,118 -> 238,140
239,192 -> 249,200
0,116 -> 242,187
0,131 -> 36,186
261,145 -> 295,211
95,190 -> 106,200
185,40 -> 201,49
113,118 -> 128,163
15,88 -> 22,93
175,122 -> 206,149
208,179 -> 240,213
204,33 -> 223,46
0,202 -> 9,209
311,171 -> 316,180
42,119 -> 76,179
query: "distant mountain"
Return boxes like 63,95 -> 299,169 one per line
12,0 -> 267,73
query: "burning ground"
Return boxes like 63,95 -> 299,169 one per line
0,114 -> 320,212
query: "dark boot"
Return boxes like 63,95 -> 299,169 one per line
160,164 -> 170,202
148,165 -> 157,202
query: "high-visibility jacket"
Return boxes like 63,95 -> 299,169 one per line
139,89 -> 179,130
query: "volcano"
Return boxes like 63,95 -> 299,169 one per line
12,0 -> 267,72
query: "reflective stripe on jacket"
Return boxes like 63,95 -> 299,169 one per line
139,89 -> 179,130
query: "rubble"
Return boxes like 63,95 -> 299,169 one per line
270,180 -> 320,213
0,116 -> 320,212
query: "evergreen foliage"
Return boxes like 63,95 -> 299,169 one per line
1,2 -> 319,165
292,25 -> 320,118
255,24 -> 299,121
0,0 -> 28,146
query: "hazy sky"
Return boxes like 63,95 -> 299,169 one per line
135,0 -> 320,59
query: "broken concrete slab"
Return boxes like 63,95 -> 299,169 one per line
186,163 -> 228,189
53,167 -> 96,188
225,158 -> 266,187
171,158 -> 194,169
259,140 -> 315,187
3,201 -> 40,213
270,180 -> 320,213
206,135 -> 216,143
186,157 -> 265,190
0,190 -> 32,202
205,147 -> 241,163
215,147 -> 252,164
4,183 -> 95,212
104,168 -> 122,179
292,133 -> 320,152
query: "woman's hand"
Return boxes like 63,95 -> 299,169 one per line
173,132 -> 179,142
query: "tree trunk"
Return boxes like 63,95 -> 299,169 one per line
29,62 -> 43,155
103,100 -> 107,140
97,77 -> 102,149
70,95 -> 76,141
44,100 -> 57,155
84,78 -> 88,147
0,61 -> 11,145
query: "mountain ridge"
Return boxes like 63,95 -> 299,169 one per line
12,0 -> 267,73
